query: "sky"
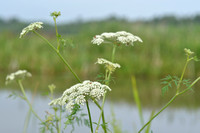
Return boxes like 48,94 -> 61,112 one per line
1,0 -> 200,23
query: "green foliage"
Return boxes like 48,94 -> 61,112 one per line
40,111 -> 55,133
161,75 -> 192,95
193,56 -> 200,62
64,104 -> 90,132
8,91 -> 24,100
96,73 -> 106,83
1,19 -> 200,79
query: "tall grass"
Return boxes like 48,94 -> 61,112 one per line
1,23 -> 200,77
1,21 -> 200,107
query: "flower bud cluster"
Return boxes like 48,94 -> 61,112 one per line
49,80 -> 111,112
50,11 -> 61,18
184,48 -> 194,56
91,31 -> 143,46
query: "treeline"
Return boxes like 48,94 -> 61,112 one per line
1,14 -> 200,34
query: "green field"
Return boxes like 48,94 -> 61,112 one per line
1,17 -> 200,107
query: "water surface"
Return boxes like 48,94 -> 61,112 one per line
1,90 -> 200,133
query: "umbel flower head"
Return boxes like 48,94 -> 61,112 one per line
20,22 -> 43,38
91,31 -> 143,46
96,58 -> 120,73
49,80 -> 111,112
5,70 -> 32,84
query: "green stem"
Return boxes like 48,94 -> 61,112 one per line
18,80 -> 43,122
86,100 -> 93,133
96,45 -> 117,132
53,17 -> 61,51
33,31 -> 81,82
23,108 -> 32,133
138,95 -> 177,133
55,110 -> 60,133
176,57 -> 189,93
179,76 -> 200,95
95,93 -> 107,133
59,106 -> 62,133
33,31 -> 94,133
138,76 -> 200,133
91,97 -> 106,127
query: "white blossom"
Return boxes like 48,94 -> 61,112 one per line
6,70 -> 32,84
49,80 -> 111,112
49,97 -> 62,105
20,22 -> 43,38
91,31 -> 142,46
90,89 -> 105,100
65,101 -> 74,112
91,35 -> 104,45
96,58 -> 120,72
75,95 -> 86,105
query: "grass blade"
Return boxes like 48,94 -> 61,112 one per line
145,110 -> 155,133
131,76 -> 144,125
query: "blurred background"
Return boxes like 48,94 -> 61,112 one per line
1,0 -> 200,133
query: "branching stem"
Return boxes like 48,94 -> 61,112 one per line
18,80 -> 43,122
138,76 -> 200,133
96,44 -> 117,133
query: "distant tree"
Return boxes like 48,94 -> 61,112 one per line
194,15 -> 200,23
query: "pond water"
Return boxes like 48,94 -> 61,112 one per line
1,90 -> 200,133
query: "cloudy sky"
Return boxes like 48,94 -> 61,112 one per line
1,0 -> 200,23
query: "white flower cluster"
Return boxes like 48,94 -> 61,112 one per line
91,31 -> 143,46
96,58 -> 120,72
49,80 -> 111,112
20,22 -> 43,38
6,70 -> 32,84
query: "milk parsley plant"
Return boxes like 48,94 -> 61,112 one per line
18,11 -> 95,133
6,11 -> 199,133
6,70 -> 43,123
138,48 -> 200,133
15,13 -> 143,132
18,11 -> 137,133
92,31 -> 142,132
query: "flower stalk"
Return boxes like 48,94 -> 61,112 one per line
95,44 -> 117,132
86,100 -> 93,133
32,31 -> 81,83
18,80 -> 43,122
53,17 -> 61,51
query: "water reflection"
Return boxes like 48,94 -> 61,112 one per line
0,90 -> 200,133
2,73 -> 200,108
